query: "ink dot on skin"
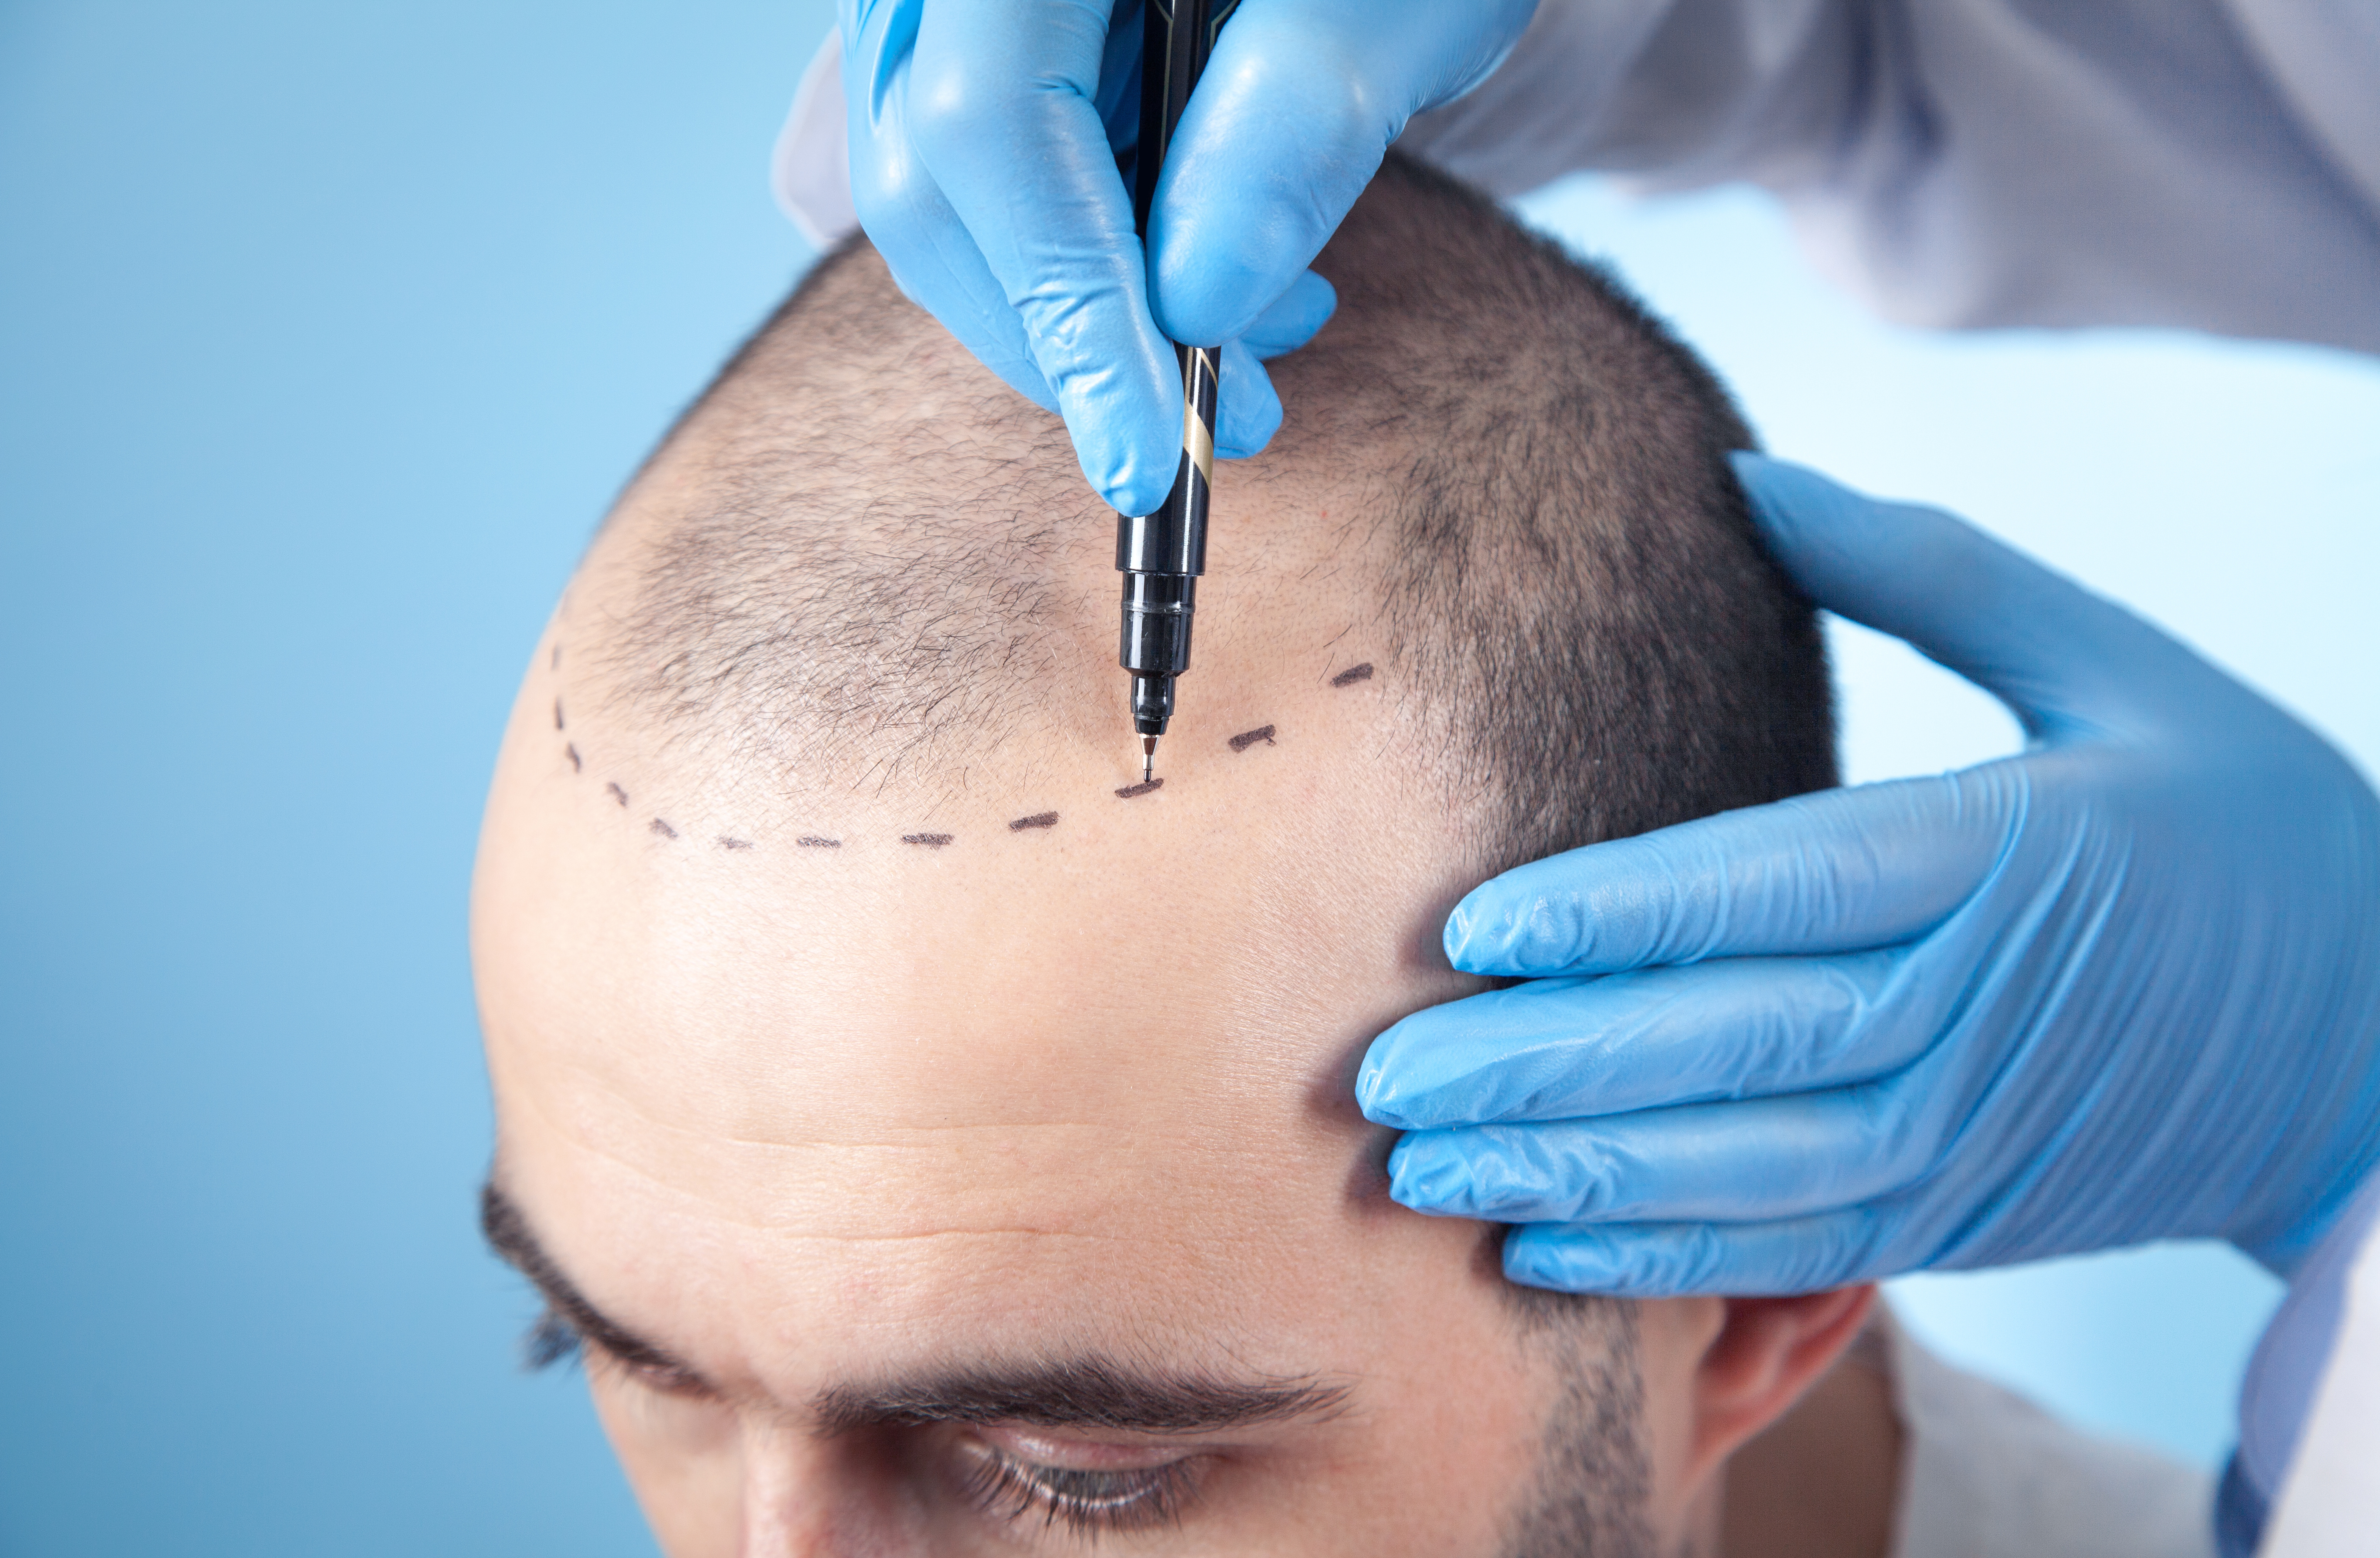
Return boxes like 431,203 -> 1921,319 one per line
649,818 -> 677,839
564,743 -> 581,773
1008,812 -> 1059,831
553,697 -> 564,730
606,782 -> 629,807
902,833 -> 954,848
797,836 -> 842,849
1227,725 -> 1276,753
1330,663 -> 1375,688
1115,779 -> 1165,800
718,836 -> 753,851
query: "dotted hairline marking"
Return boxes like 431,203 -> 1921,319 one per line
550,636 -> 1377,854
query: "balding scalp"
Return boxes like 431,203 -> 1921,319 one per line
587,153 -> 1835,863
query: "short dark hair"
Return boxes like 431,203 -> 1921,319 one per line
596,151 -> 1834,870
1279,153 -> 1833,865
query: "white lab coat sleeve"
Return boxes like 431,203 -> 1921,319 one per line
773,33 -> 859,252
2261,1216 -> 2380,1555
2217,1170 -> 2380,1557
1396,0 -> 2380,356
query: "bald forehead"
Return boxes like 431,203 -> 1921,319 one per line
476,704 -> 1469,1138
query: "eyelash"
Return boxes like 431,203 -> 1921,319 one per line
524,1307 -> 583,1371
961,1442 -> 1199,1536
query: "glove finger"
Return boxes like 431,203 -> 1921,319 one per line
1149,0 -> 1535,345
1732,453 -> 2219,738
1212,338 -> 1284,461
906,0 -> 1183,516
1502,1210 -> 1896,1298
1357,948 -> 1919,1130
1384,1080 -> 1932,1224
840,2 -> 1060,412
1443,774 -> 2013,978
1241,269 -> 1337,360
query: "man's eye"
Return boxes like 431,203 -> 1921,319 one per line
959,1439 -> 1201,1535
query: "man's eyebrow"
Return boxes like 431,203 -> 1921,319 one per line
814,1357 -> 1349,1436
478,1179 -> 705,1385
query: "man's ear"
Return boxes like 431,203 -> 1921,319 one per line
1680,1285 -> 1877,1485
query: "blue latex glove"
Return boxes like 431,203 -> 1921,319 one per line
1360,454 -> 2380,1296
837,0 -> 1537,515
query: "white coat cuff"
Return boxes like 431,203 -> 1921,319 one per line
771,30 -> 859,252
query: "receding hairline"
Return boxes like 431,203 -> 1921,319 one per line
556,150 -> 1833,867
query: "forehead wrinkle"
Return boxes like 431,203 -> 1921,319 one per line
498,1105 -> 1228,1270
746,1226 -> 1186,1251
504,1074 -> 1311,1260
539,1057 -> 1280,1166
514,1010 -> 1331,1170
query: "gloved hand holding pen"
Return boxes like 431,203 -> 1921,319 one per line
835,0 -> 1537,516
1358,456 -> 2380,1295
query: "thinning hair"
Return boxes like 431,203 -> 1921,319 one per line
595,151 -> 1834,870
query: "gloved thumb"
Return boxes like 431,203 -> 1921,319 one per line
1730,453 -> 2210,741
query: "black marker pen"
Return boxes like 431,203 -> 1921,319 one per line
1117,0 -> 1236,785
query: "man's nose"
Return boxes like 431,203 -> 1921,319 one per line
737,1420 -> 916,1558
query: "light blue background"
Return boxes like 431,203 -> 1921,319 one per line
2,4 -> 2372,1553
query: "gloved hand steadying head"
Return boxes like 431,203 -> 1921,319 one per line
1359,454 -> 2380,1296
836,0 -> 1538,515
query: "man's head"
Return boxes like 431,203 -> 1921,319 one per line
474,155 -> 1858,1555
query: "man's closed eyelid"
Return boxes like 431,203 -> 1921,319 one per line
956,1435 -> 1206,1536
970,1422 -> 1202,1469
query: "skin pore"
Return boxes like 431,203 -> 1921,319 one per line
473,419 -> 1895,1555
